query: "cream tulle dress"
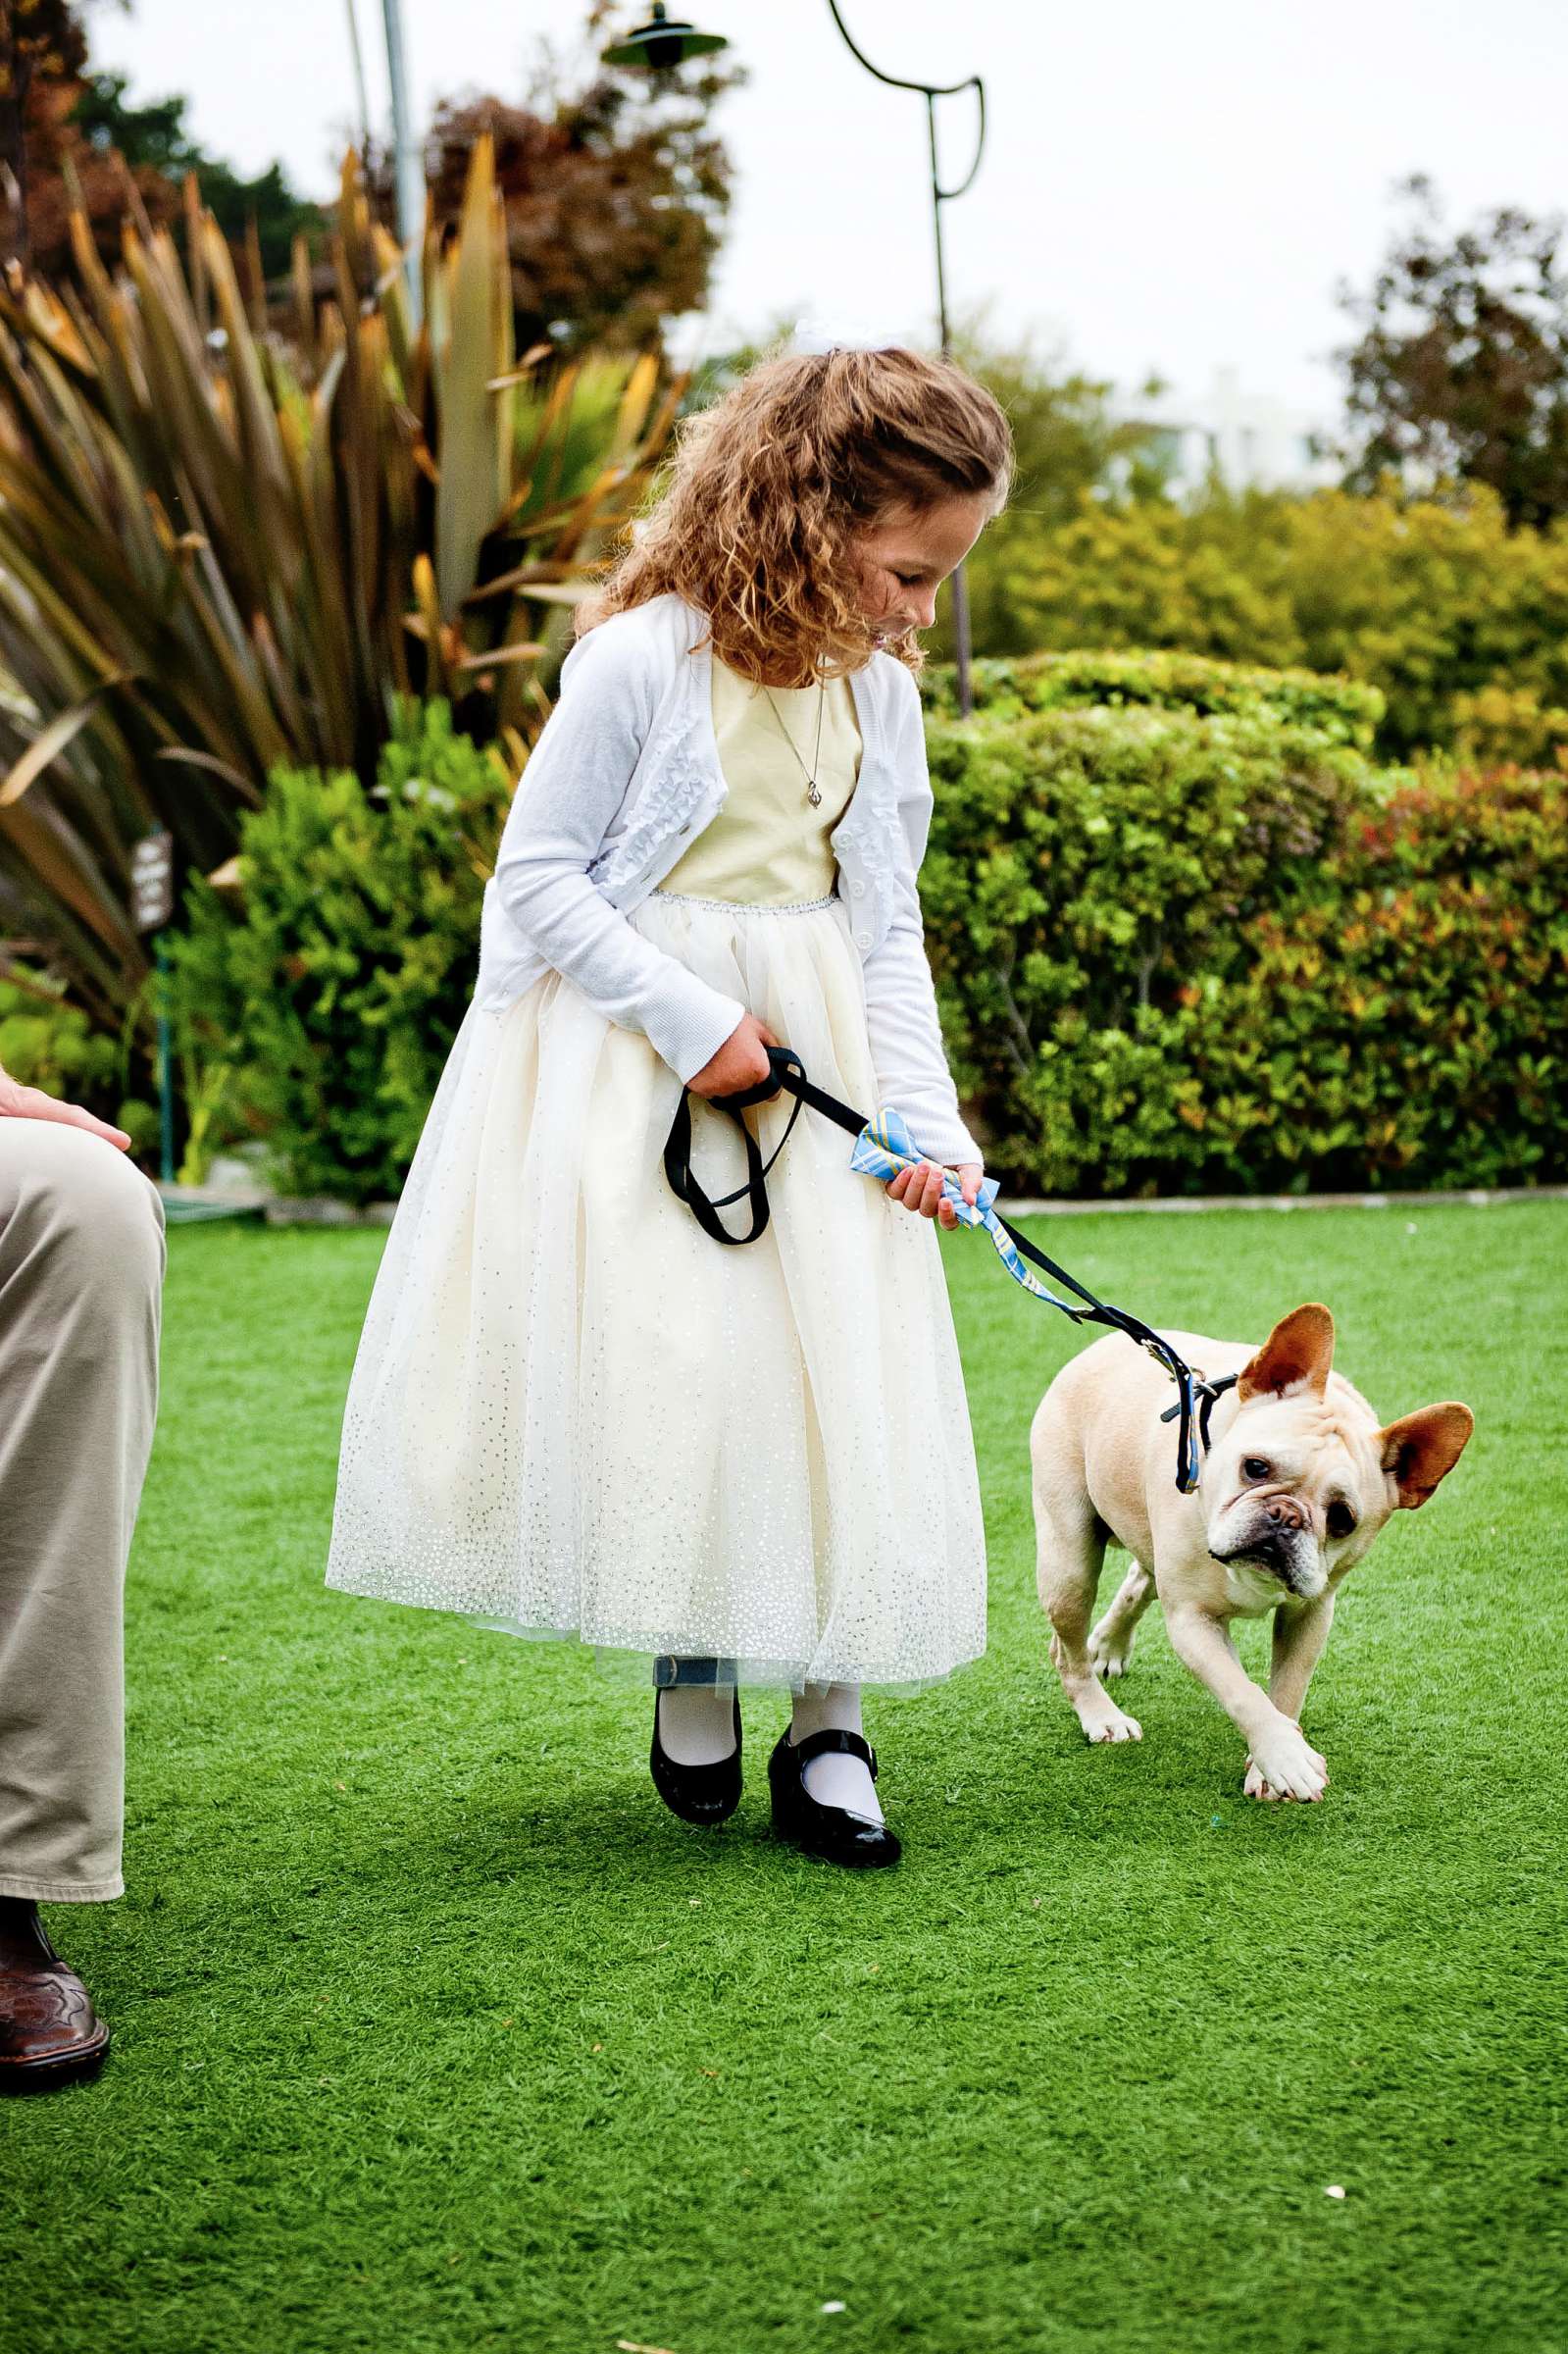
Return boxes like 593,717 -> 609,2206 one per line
324,655 -> 988,1691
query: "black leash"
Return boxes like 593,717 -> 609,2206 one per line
664,1046 -> 1232,1492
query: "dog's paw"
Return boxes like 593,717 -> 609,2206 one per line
1244,1725 -> 1329,1803
1075,1689 -> 1143,1745
1088,1623 -> 1135,1680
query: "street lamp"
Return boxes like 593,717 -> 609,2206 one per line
603,5 -> 729,68
603,4 -> 987,716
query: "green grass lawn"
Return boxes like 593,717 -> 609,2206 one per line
5,1201 -> 1565,2354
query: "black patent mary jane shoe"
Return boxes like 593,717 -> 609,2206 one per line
650,1689 -> 742,1826
768,1727 -> 902,1870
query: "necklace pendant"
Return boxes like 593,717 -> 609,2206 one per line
806,781 -> 822,806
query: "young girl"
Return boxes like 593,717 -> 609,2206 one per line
326,344 -> 1014,1868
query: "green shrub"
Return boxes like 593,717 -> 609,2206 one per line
918,685 -> 1566,1197
0,962 -> 158,1149
0,964 -> 123,1099
169,702 -> 512,1204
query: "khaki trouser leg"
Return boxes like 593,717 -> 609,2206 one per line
0,1123 -> 165,1902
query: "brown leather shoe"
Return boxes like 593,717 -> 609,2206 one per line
0,1926 -> 111,2093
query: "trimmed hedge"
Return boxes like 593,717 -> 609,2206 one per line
917,659 -> 1566,1194
919,646 -> 1386,749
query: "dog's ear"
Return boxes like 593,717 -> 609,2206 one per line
1378,1403 -> 1474,1509
1238,1303 -> 1336,1403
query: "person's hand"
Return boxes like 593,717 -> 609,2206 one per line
686,1013 -> 783,1102
0,1062 -> 131,1151
885,1158 -> 984,1230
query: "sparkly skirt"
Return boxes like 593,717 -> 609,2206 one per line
324,887 -> 988,1690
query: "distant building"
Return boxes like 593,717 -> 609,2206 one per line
1109,365 -> 1341,497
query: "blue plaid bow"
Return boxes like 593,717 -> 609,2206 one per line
849,1108 -> 1088,1317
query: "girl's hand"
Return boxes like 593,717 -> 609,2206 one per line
686,1013 -> 783,1101
885,1158 -> 984,1230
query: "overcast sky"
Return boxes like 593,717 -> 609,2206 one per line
94,0 -> 1566,433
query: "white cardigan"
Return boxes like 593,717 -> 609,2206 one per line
477,590 -> 983,1169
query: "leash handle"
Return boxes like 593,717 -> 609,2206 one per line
662,1048 -> 813,1247
663,1048 -> 884,1247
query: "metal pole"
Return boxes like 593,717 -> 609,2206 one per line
380,0 -> 424,323
927,94 -> 950,352
155,930 -> 175,1185
344,0 -> 374,157
926,93 -> 975,714
824,3 -> 986,717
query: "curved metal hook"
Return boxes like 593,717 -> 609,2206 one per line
823,0 -> 986,198
936,77 -> 986,203
824,0 -> 973,95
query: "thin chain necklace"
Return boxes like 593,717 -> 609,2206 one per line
760,677 -> 828,806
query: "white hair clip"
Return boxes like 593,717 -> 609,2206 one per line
788,311 -> 911,357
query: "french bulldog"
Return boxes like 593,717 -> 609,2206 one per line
1030,1304 -> 1473,1800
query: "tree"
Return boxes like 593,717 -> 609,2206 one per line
70,71 -> 322,276
0,0 -> 320,286
1334,174 -> 1568,529
0,0 -> 88,265
396,0 -> 744,355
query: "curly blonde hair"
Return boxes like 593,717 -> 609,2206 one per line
574,344 -> 1014,686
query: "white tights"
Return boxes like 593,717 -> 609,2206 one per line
655,1678 -> 883,1826
787,1681 -> 884,1825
